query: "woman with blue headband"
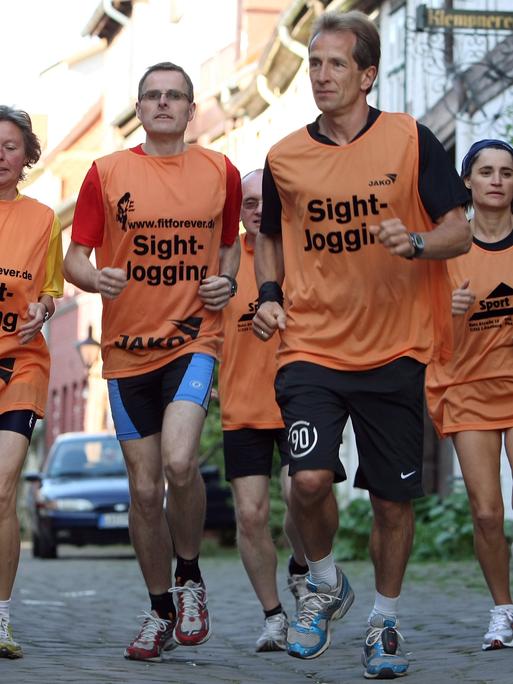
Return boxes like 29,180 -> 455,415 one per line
426,138 -> 513,651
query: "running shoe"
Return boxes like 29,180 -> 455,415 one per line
255,612 -> 288,652
287,566 -> 354,659
287,570 -> 310,614
362,614 -> 409,679
124,610 -> 176,661
482,606 -> 513,651
0,617 -> 22,659
172,579 -> 211,645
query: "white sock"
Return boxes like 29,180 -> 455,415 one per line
0,599 -> 11,621
495,603 -> 513,611
369,591 -> 400,623
305,552 -> 338,589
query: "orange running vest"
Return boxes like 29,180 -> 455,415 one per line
0,196 -> 59,416
426,240 -> 513,436
93,146 -> 230,378
267,112 -> 453,371
219,235 -> 283,430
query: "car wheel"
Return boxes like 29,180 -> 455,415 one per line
37,530 -> 58,559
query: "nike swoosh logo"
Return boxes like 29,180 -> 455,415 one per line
401,470 -> 416,480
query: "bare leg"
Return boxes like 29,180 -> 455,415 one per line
289,469 -> 338,560
369,494 -> 414,597
231,475 -> 280,610
162,401 -> 206,560
280,466 -> 306,564
453,430 -> 512,605
0,431 -> 29,600
121,434 -> 172,594
505,428 -> 513,510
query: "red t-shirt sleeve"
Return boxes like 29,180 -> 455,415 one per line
72,163 -> 105,247
221,156 -> 242,246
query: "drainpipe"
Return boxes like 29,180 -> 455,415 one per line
256,73 -> 280,106
278,24 -> 308,60
103,0 -> 129,26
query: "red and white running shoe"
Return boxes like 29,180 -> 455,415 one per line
172,580 -> 211,646
124,610 -> 176,661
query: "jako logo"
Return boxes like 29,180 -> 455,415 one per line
368,173 -> 397,187
288,420 -> 318,459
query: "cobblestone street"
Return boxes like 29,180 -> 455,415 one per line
2,545 -> 512,683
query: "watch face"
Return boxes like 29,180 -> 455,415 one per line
410,233 -> 424,256
413,233 -> 424,249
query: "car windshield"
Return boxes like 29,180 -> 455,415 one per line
47,438 -> 126,478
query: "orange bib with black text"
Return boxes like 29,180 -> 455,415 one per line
0,195 -> 55,416
267,113 -> 452,371
94,146 -> 229,378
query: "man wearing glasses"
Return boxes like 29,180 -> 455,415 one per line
64,62 -> 241,661
218,169 -> 308,652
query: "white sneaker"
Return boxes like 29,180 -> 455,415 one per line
255,612 -> 288,652
482,607 -> 513,650
0,617 -> 23,659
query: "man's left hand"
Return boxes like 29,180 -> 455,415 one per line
369,219 -> 414,258
199,275 -> 232,311
17,302 -> 47,345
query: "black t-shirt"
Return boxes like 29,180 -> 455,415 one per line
261,107 -> 469,235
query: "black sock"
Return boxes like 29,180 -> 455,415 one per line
289,556 -> 309,576
149,591 -> 175,620
264,604 -> 283,619
175,554 -> 202,584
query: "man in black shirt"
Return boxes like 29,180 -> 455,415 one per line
252,9 -> 470,679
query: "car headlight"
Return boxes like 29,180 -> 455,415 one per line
38,497 -> 94,512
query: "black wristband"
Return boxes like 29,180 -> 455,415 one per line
258,281 -> 284,307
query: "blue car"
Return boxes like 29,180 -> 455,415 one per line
25,433 -> 130,558
25,432 -> 235,558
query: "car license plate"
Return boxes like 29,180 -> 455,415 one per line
98,512 -> 129,529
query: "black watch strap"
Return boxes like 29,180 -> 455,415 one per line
221,274 -> 237,297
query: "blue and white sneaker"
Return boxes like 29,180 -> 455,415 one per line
362,614 -> 409,679
287,568 -> 309,615
287,566 -> 354,659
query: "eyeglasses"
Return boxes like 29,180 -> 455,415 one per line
242,198 -> 263,211
140,89 -> 192,103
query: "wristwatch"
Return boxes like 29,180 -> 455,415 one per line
221,274 -> 238,297
407,232 -> 425,259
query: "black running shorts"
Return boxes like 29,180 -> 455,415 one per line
223,427 -> 289,481
274,357 -> 425,501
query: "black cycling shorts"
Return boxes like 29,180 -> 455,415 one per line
108,353 -> 215,440
0,409 -> 37,441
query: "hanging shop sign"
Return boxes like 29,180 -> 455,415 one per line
416,5 -> 513,31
